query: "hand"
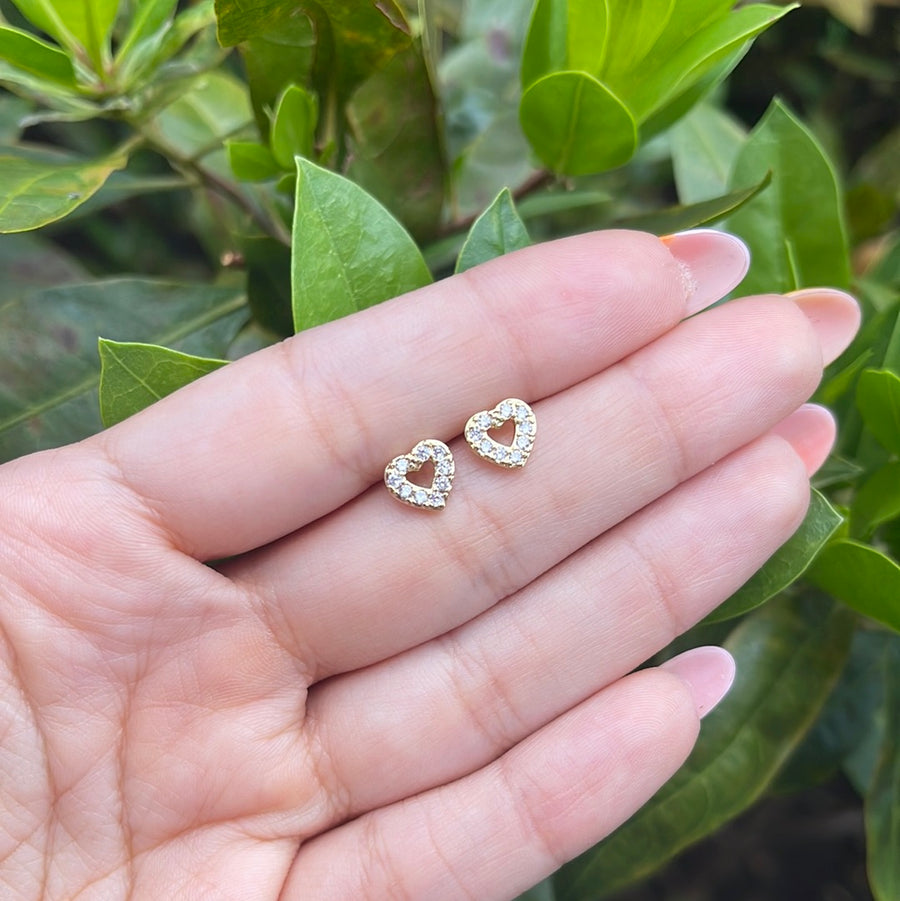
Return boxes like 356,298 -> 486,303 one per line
0,230 -> 859,900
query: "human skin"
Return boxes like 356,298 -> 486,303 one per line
0,230 -> 860,900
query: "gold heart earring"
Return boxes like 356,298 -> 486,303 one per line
384,440 -> 455,509
465,398 -> 537,468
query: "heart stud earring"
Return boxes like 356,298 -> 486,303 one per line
465,398 -> 536,468
384,439 -> 455,509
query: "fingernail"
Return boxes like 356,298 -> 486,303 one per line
661,646 -> 736,719
788,288 -> 861,365
661,229 -> 750,316
769,404 -> 836,476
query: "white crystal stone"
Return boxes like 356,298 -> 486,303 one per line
521,422 -> 535,436
387,474 -> 403,489
496,448 -> 508,463
436,476 -> 451,491
395,458 -> 409,475
514,404 -> 529,422
511,449 -> 523,464
429,493 -> 442,506
468,429 -> 484,443
516,435 -> 530,450
433,444 -> 447,459
400,483 -> 413,499
414,488 -> 428,505
414,445 -> 430,461
479,437 -> 493,454
499,401 -> 513,419
476,412 -> 491,429
437,461 -> 452,475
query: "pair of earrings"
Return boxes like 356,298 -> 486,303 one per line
384,398 -> 537,510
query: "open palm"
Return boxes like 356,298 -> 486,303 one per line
0,230 -> 857,900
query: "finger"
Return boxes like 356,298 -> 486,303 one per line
227,292 -> 854,678
94,230 -> 749,559
301,419 -> 822,823
284,657 -> 732,900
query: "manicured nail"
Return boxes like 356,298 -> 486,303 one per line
788,288 -> 861,365
660,646 -> 736,719
769,404 -> 836,476
661,229 -> 751,316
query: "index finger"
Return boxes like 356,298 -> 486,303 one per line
95,230 -> 749,560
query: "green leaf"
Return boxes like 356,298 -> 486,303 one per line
292,157 -> 432,332
727,98 -> 851,295
618,5 -> 794,123
0,279 -> 247,462
346,42 -> 446,241
116,0 -> 179,63
10,0 -> 119,69
0,150 -> 127,234
600,0 -> 676,82
704,489 -> 843,624
553,596 -> 855,900
671,102 -> 747,205
98,340 -> 227,427
149,70 -> 254,161
0,232 -> 88,302
857,369 -> 900,455
226,140 -> 281,181
615,174 -> 770,237
456,187 -> 530,274
519,71 -> 637,175
215,0 -> 411,103
866,640 -> 900,901
0,94 -> 30,143
0,26 -> 77,87
852,462 -> 900,540
270,83 -> 318,169
809,540 -> 900,634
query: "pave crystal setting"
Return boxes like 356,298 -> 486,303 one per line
464,398 -> 537,468
384,439 -> 455,509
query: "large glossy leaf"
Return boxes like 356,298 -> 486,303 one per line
599,0 -> 676,81
671,102 -> 747,204
216,0 -> 410,103
292,158 -> 432,332
866,639 -> 900,901
704,489 -> 843,624
553,596 -> 855,900
727,98 -> 851,295
0,232 -> 87,302
456,187 -> 531,273
99,340 -> 227,427
10,0 -> 119,68
0,149 -> 127,234
0,26 -> 77,86
0,280 -> 246,462
857,369 -> 900,455
809,539 -> 900,634
519,71 -> 636,175
346,43 -> 446,241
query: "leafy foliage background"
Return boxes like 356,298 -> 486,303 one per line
0,0 -> 897,898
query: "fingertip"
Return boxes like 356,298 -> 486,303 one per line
659,646 -> 736,719
769,404 -> 837,476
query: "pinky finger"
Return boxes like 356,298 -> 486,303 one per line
284,649 -> 735,901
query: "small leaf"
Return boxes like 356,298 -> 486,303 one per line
615,174 -> 770,236
11,0 -> 119,69
704,489 -> 843,624
0,279 -> 246,462
671,102 -> 747,204
99,340 -> 227,427
116,0 -> 179,62
292,157 -> 432,332
455,188 -> 531,274
809,540 -> 900,634
865,640 -> 900,901
553,595 -> 855,899
270,83 -> 318,169
857,369 -> 900,455
852,462 -> 900,540
0,26 -> 77,86
226,141 -> 281,181
519,71 -> 637,175
0,150 -> 127,234
727,98 -> 851,295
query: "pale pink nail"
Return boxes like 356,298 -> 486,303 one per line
787,288 -> 861,365
660,646 -> 736,719
769,404 -> 837,476
661,229 -> 750,315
